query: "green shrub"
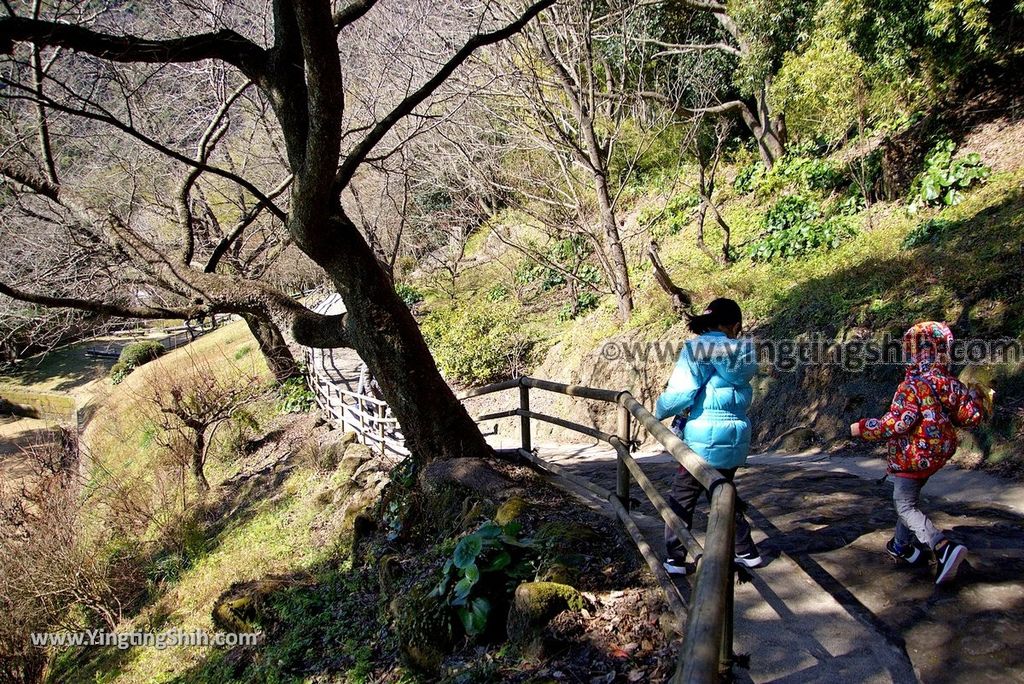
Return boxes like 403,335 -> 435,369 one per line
558,291 -> 599,322
422,300 -> 533,385
276,375 -> 315,414
902,218 -> 956,248
733,161 -> 764,194
734,149 -> 846,198
395,282 -> 424,306
109,341 -> 165,384
640,192 -> 701,237
119,340 -> 165,367
746,194 -> 858,261
486,284 -> 509,302
770,36 -> 868,143
109,361 -> 130,385
907,140 -> 990,213
431,519 -> 536,638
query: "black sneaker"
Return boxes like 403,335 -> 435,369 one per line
734,551 -> 764,569
885,537 -> 923,564
935,542 -> 968,585
663,558 -> 688,576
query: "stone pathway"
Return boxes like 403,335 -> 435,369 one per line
491,437 -> 1024,683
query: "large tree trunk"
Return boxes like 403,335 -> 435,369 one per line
299,213 -> 491,464
240,313 -> 300,382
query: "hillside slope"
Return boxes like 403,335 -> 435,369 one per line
442,108 -> 1024,478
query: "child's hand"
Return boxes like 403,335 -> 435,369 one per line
850,422 -> 861,438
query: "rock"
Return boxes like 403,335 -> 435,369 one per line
336,443 -> 374,481
535,521 -> 602,549
212,576 -> 311,632
658,611 -> 683,637
420,457 -> 515,496
336,431 -> 359,449
538,562 -> 578,585
378,554 -> 403,591
507,581 -> 588,644
393,583 -> 454,674
774,426 -> 818,453
495,495 -> 528,525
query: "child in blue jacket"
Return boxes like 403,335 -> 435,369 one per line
655,298 -> 762,574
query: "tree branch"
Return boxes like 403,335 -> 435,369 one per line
0,160 -> 59,200
0,17 -> 267,80
333,0 -> 378,33
333,0 -> 555,190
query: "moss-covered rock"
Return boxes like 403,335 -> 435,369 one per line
537,562 -> 577,586
535,521 -> 602,549
495,495 -> 528,525
506,581 -> 587,644
335,443 -> 374,483
393,582 -> 454,674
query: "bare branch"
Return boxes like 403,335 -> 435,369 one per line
334,0 -> 555,190
0,17 -> 267,80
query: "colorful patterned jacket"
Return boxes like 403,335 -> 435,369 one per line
856,322 -> 984,478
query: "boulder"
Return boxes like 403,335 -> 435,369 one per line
495,495 -> 528,525
393,583 -> 454,674
506,581 -> 588,644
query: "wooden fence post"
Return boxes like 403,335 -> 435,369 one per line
519,383 -> 531,453
616,404 -> 631,510
378,403 -> 386,457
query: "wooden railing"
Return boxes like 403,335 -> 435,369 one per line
304,350 -> 409,459
461,376 -> 737,683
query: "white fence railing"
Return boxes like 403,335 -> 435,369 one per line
304,349 -> 410,460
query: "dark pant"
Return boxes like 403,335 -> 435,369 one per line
664,466 -> 758,561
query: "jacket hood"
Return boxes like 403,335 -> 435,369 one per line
903,321 -> 953,374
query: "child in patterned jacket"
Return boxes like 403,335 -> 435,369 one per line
850,321 -> 986,584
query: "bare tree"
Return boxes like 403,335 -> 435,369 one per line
691,117 -> 734,263
0,432 -> 145,684
463,0 -> 678,322
623,0 -> 788,167
138,355 -> 264,494
0,0 -> 554,464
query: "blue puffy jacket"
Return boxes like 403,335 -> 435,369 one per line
654,331 -> 758,469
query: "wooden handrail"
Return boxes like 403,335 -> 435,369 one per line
463,375 -> 737,683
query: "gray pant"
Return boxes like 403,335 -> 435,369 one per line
893,476 -> 945,550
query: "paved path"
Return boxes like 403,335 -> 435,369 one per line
487,436 -> 1024,683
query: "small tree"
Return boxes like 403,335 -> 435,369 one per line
139,356 -> 264,495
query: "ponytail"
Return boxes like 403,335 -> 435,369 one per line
685,298 -> 742,335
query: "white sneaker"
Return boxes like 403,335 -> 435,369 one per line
935,543 -> 967,585
734,551 -> 764,569
663,558 -> 688,576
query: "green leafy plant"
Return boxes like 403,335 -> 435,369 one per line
395,282 -> 424,306
907,140 -> 990,213
902,218 -> 956,248
109,340 -> 165,384
733,162 -> 764,194
558,291 -> 599,322
486,284 -> 509,303
640,192 -> 701,237
276,375 -> 315,413
746,194 -> 857,261
431,520 -> 536,637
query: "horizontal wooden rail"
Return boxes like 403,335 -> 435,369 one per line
462,375 -> 737,683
